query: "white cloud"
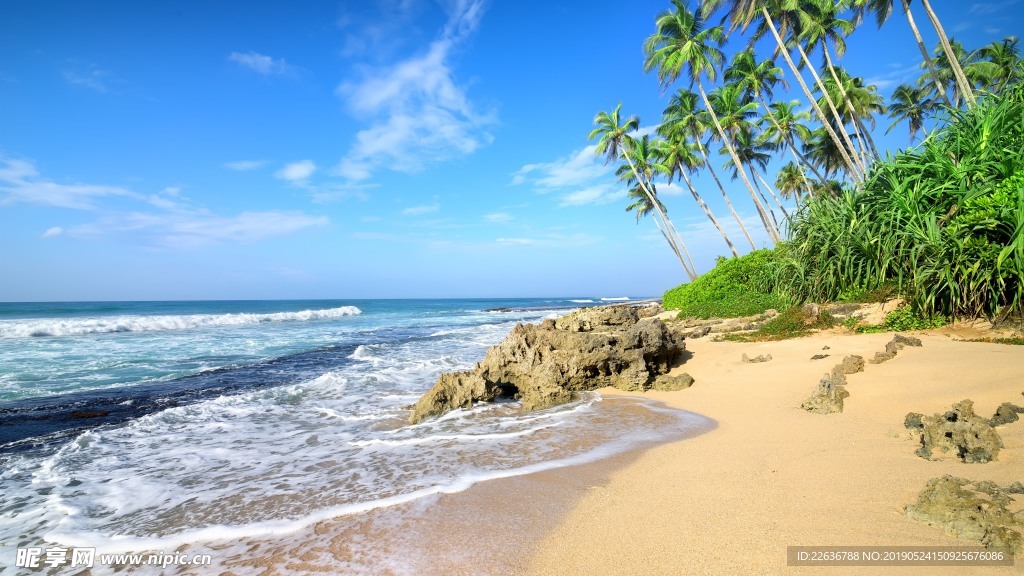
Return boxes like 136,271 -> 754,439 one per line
660,181 -> 687,197
512,145 -> 614,190
484,212 -> 513,223
61,61 -> 114,93
495,232 -> 601,249
864,62 -> 922,92
229,51 -> 294,75
559,185 -> 623,207
226,160 -> 267,171
0,156 -> 138,209
73,210 -> 328,249
335,0 -> 494,181
969,0 -> 1020,14
402,203 -> 440,216
496,237 -> 535,245
41,226 -> 63,238
275,160 -> 317,182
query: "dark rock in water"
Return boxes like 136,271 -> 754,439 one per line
905,475 -> 1024,555
810,354 -> 830,360
69,410 -> 111,419
408,306 -> 687,423
831,355 -> 865,382
801,374 -> 849,414
989,402 -> 1024,426
869,334 -> 923,364
652,373 -> 694,391
741,353 -> 772,363
907,400 -> 1003,463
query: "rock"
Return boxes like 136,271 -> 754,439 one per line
801,302 -> 821,322
831,355 -> 865,381
989,402 -> 1024,426
904,475 -> 1023,555
822,345 -> 831,350
801,374 -> 849,414
408,306 -> 687,423
682,325 -> 712,339
869,334 -> 924,364
742,353 -> 772,363
1006,482 -> 1024,495
906,400 -> 1004,463
637,304 -> 664,318
652,373 -> 695,391
810,354 -> 830,360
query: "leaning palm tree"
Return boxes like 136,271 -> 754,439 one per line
644,0 -> 781,243
972,37 -> 1023,94
662,89 -> 758,249
886,84 -> 934,143
726,127 -> 788,231
761,100 -> 826,182
617,135 -> 699,278
651,135 -> 740,256
707,82 -> 780,237
917,0 -> 976,106
589,103 -> 696,279
851,0 -> 951,106
818,68 -> 885,161
702,0 -> 864,181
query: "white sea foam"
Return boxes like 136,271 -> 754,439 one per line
568,299 -> 594,303
0,306 -> 362,338
600,297 -> 631,302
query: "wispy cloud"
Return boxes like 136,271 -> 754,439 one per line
864,62 -> 922,92
61,61 -> 116,93
0,156 -> 139,209
1,156 -> 328,248
228,51 -> 294,76
402,203 -> 440,216
484,212 -> 513,223
274,160 -> 317,182
494,232 -> 601,249
72,209 -> 328,249
225,160 -> 267,171
335,0 -> 495,182
512,143 -> 626,207
969,0 -> 1020,15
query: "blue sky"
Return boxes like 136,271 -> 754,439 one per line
1,0 -> 1020,301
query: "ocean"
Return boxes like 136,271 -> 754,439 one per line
0,299 -> 711,574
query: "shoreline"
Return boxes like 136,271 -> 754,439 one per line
527,331 -> 1024,575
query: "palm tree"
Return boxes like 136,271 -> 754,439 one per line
760,100 -> 826,183
886,84 -> 934,142
851,0 -> 951,107
702,0 -> 864,181
662,89 -> 758,249
617,134 -> 700,278
727,127 -> 789,230
708,83 -> 784,235
589,103 -> 696,279
804,126 -> 848,183
775,162 -> 807,202
818,68 -> 885,161
917,0 -> 976,106
644,0 -> 781,243
972,37 -> 1022,94
652,133 -> 740,256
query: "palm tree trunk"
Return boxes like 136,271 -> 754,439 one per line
651,214 -> 693,279
622,152 -> 697,280
695,138 -> 757,250
754,169 -> 790,221
919,0 -> 976,107
821,47 -> 881,162
665,217 -> 700,276
902,0 -> 951,106
760,5 -> 862,182
792,40 -> 868,177
788,147 -> 814,195
749,167 -> 781,232
755,93 -> 827,182
678,163 -> 740,257
697,83 -> 780,244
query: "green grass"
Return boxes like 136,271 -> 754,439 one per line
664,249 -> 791,319
852,306 -> 949,333
723,306 -> 837,342
778,82 -> 1024,321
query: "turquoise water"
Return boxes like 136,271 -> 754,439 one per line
0,298 -> 709,574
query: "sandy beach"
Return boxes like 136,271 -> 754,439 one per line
528,329 -> 1024,575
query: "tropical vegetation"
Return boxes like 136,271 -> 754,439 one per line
588,0 -> 1023,322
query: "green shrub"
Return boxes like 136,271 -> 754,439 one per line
854,306 -> 948,333
663,249 -> 791,318
725,306 -> 837,341
780,82 -> 1024,320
